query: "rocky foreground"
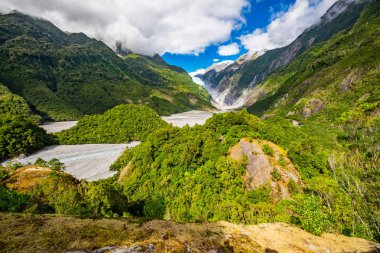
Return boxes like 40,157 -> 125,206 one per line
0,213 -> 378,253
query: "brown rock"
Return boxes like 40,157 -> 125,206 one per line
302,98 -> 325,118
229,138 -> 302,200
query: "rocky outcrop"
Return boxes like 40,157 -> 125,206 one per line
2,166 -> 77,192
229,138 -> 302,200
1,213 -> 379,253
340,69 -> 360,92
302,98 -> 325,118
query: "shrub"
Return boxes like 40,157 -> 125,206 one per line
271,169 -> 282,181
262,144 -> 274,156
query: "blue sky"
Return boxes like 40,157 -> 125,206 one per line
163,0 -> 296,73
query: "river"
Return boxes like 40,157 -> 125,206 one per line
5,111 -> 215,181
40,110 -> 215,133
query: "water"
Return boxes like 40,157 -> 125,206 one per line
2,142 -> 140,181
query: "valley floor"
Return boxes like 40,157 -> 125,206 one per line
40,110 -> 216,134
1,143 -> 139,181
0,213 -> 378,253
3,110 -> 215,181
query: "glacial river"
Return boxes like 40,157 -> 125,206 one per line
4,111 -> 215,181
40,110 -> 214,133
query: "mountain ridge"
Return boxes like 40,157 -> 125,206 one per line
0,12 -> 212,120
198,0 -> 372,107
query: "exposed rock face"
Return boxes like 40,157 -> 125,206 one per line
229,138 -> 302,200
340,70 -> 360,92
2,213 -> 379,253
292,120 -> 301,127
302,98 -> 325,118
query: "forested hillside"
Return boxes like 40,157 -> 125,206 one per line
57,104 -> 168,144
244,0 -> 380,241
0,12 -> 212,120
0,84 -> 54,161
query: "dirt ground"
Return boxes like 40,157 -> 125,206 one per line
0,213 -> 378,253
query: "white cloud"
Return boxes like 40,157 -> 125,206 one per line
0,0 -> 249,56
213,58 -> 220,62
240,0 -> 337,53
189,60 -> 234,81
218,42 -> 240,56
189,69 -> 206,86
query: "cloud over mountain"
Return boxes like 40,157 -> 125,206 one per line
0,0 -> 249,56
240,0 -> 337,52
218,43 -> 240,56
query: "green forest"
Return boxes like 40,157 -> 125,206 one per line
0,84 -> 54,161
57,104 -> 168,144
1,107 -> 379,241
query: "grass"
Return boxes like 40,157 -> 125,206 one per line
0,213 -> 377,253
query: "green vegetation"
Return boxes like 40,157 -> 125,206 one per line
1,107 -> 379,241
0,159 -> 128,218
57,104 -> 168,144
0,84 -> 54,161
271,169 -> 281,181
0,13 -> 212,121
34,158 -> 65,171
0,0 -> 379,246
241,0 -> 380,241
0,84 -> 41,123
109,107 -> 378,240
262,144 -> 274,156
0,117 -> 54,161
113,111 -> 263,223
0,186 -> 29,212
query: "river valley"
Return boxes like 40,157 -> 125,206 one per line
4,110 -> 215,181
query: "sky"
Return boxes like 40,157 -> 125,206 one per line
164,0 -> 298,72
0,0 -> 338,72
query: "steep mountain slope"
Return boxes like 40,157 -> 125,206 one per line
244,0 -> 380,241
0,84 -> 40,123
0,12 -> 212,120
198,0 -> 371,107
247,0 -> 380,119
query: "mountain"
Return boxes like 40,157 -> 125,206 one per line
198,0 -> 371,107
0,12 -> 212,121
246,0 -> 380,118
